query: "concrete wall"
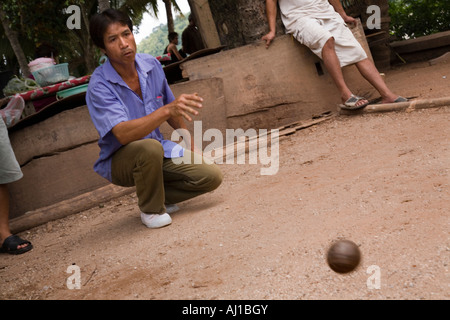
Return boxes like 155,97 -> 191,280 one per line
8,106 -> 106,220
180,34 -> 374,131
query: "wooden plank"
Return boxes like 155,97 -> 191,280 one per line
210,115 -> 334,163
366,31 -> 386,39
390,31 -> 450,54
10,184 -> 135,234
188,0 -> 222,49
338,97 -> 450,115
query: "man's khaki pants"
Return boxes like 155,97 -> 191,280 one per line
111,139 -> 222,214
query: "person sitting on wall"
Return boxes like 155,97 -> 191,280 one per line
164,32 -> 187,65
262,0 -> 407,110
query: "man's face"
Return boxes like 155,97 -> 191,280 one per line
101,22 -> 136,65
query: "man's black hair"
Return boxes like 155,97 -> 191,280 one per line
168,32 -> 178,42
89,8 -> 133,49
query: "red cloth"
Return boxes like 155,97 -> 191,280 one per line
17,75 -> 90,102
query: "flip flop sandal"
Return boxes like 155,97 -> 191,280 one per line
340,94 -> 370,110
394,96 -> 408,103
0,235 -> 33,255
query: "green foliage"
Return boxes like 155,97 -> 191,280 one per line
137,13 -> 189,57
389,0 -> 450,39
1,0 -> 178,74
1,0 -> 70,70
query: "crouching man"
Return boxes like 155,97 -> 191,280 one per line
86,9 -> 222,228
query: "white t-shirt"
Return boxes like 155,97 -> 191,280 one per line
278,0 -> 342,30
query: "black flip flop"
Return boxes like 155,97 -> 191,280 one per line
0,235 -> 33,255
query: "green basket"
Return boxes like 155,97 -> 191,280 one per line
32,63 -> 70,87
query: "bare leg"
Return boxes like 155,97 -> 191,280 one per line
0,184 -> 29,250
355,58 -> 398,103
0,184 -> 12,244
321,37 -> 368,107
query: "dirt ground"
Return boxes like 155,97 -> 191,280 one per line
0,59 -> 449,301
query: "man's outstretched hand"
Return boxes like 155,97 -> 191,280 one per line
165,93 -> 203,122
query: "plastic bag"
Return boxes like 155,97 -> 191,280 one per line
2,76 -> 39,96
28,57 -> 55,72
0,94 -> 25,128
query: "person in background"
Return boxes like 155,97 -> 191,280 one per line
182,14 -> 205,55
0,117 -> 33,255
164,32 -> 186,64
262,0 -> 407,110
35,43 -> 59,64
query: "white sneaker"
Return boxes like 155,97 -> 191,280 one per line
140,212 -> 172,229
165,204 -> 180,214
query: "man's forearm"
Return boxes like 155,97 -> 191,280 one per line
265,0 -> 278,33
112,93 -> 203,146
328,0 -> 347,17
112,107 -> 170,145
167,115 -> 187,131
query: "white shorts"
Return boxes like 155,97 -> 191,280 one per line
290,16 -> 367,67
0,118 -> 23,184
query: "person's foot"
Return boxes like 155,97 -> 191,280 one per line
341,94 -> 370,110
0,234 -> 33,255
140,212 -> 172,229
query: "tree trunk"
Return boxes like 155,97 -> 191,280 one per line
163,0 -> 175,33
98,0 -> 111,13
0,7 -> 30,77
80,2 -> 98,74
208,0 -> 284,49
